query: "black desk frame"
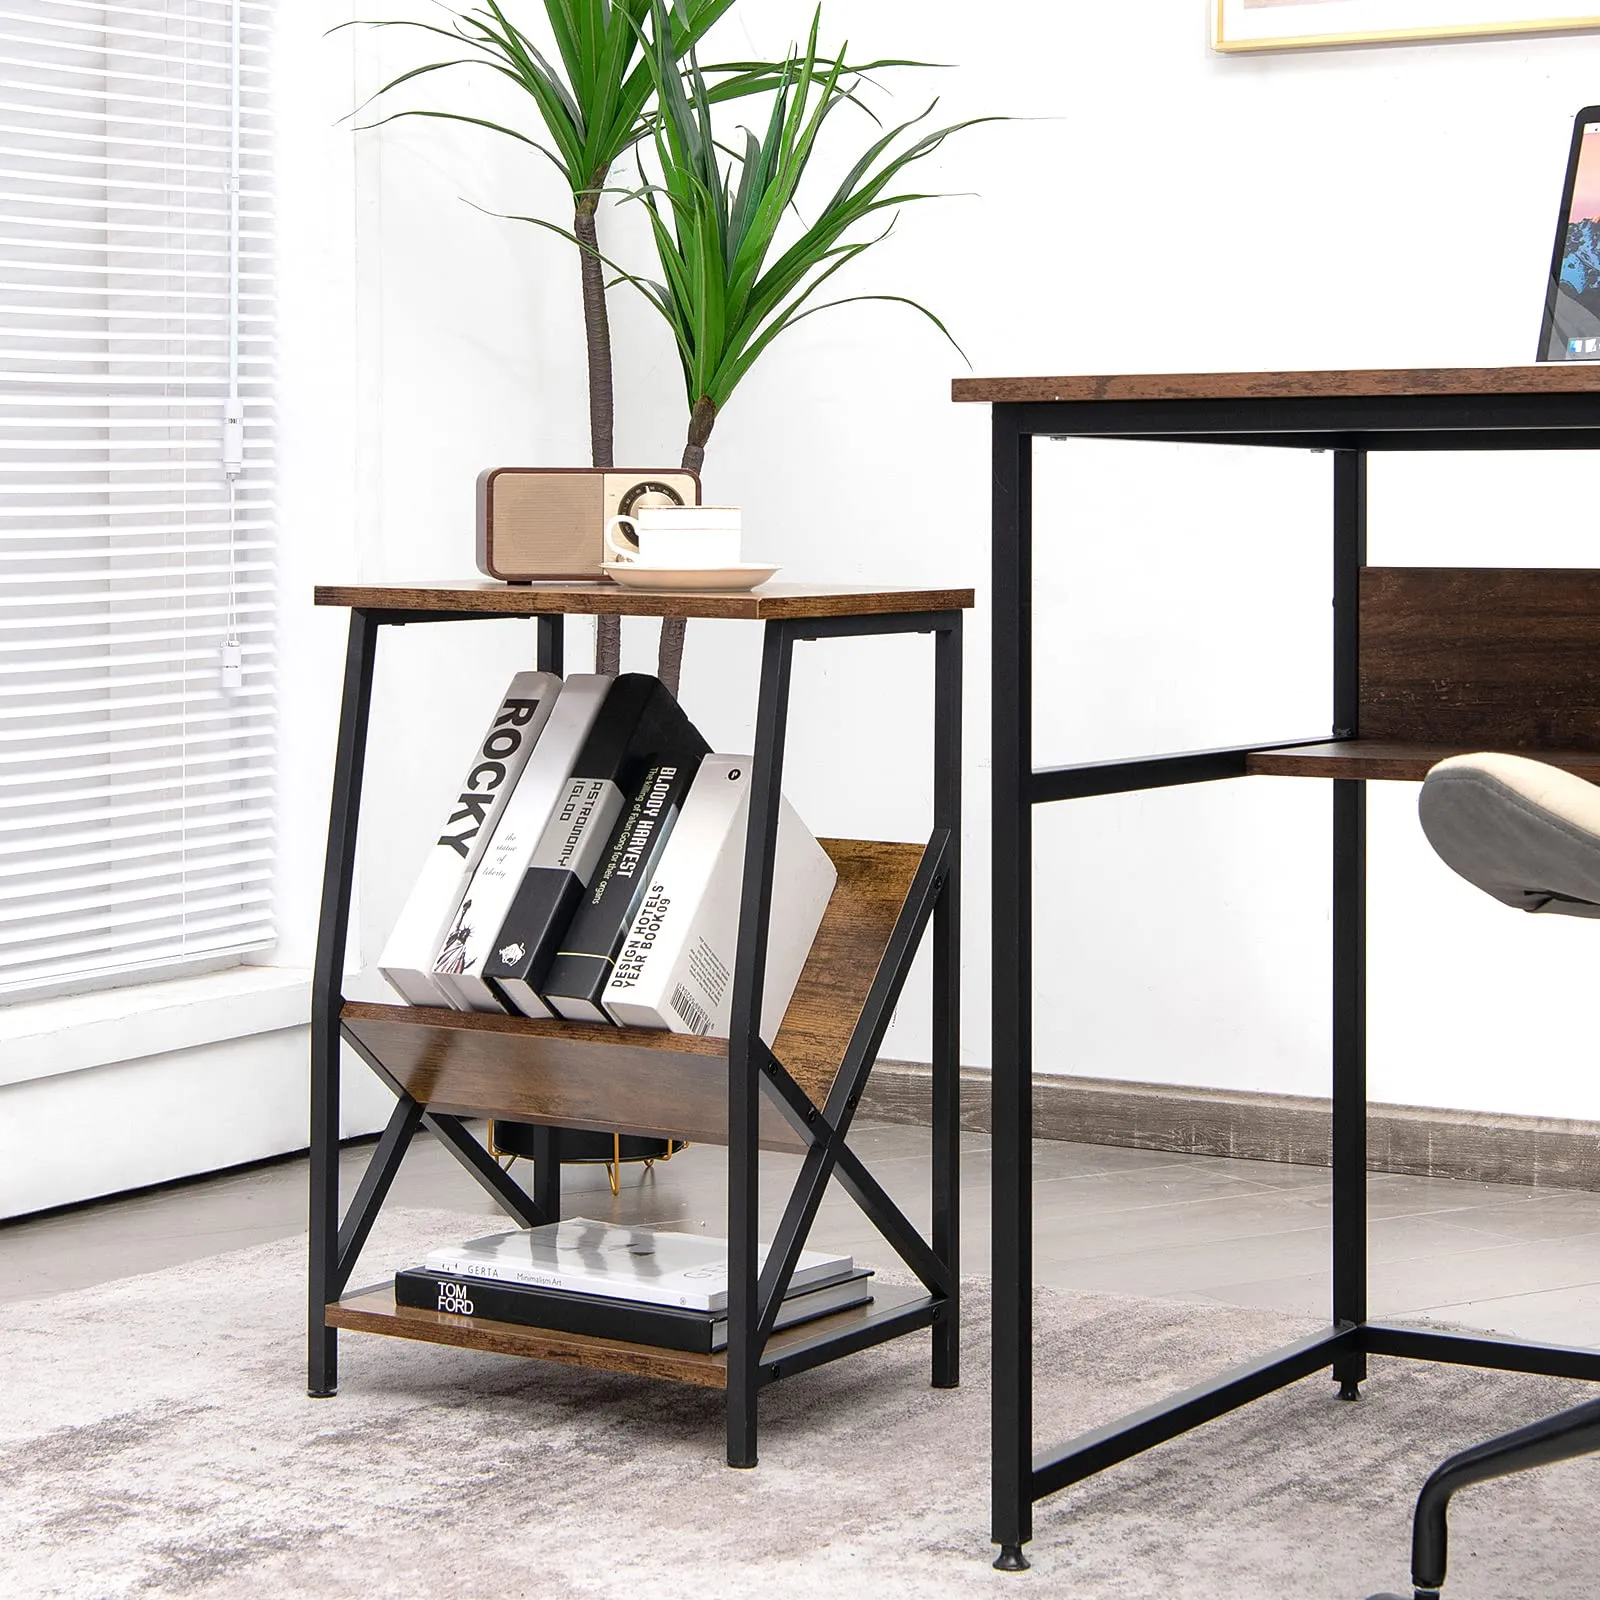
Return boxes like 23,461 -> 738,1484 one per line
988,389 -> 1600,1567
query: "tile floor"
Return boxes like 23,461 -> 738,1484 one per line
4,1122 -> 1600,1346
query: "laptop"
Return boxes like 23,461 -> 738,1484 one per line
1538,105 -> 1600,362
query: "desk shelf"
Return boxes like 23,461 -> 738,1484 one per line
1248,741 -> 1600,783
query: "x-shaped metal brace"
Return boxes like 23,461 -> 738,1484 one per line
324,1075 -> 552,1302
750,826 -> 955,1341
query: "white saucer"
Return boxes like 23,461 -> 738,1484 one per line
601,561 -> 780,593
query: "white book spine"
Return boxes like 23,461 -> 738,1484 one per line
420,1241 -> 848,1312
431,675 -> 612,1013
602,757 -> 837,1043
421,1252 -> 730,1310
378,671 -> 560,1007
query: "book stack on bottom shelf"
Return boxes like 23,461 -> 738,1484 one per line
393,1219 -> 874,1355
330,1276 -> 934,1390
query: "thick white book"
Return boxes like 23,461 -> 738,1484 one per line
422,1218 -> 854,1312
601,755 -> 837,1042
431,674 -> 612,1014
377,671 -> 560,1007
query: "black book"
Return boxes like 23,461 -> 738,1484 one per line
484,675 -> 706,1016
541,752 -> 703,1021
393,1267 -> 875,1353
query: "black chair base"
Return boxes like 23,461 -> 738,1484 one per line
1370,1392 -> 1600,1596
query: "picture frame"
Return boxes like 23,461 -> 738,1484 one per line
1212,0 -> 1600,51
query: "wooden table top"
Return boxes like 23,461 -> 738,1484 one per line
313,579 -> 974,621
952,365 -> 1600,405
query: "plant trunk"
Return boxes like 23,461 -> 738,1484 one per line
656,398 -> 718,696
656,616 -> 687,696
679,393 -> 717,478
576,198 -> 621,676
595,608 -> 621,676
575,201 -> 614,468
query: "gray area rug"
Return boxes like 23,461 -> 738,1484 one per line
2,1206 -> 1596,1599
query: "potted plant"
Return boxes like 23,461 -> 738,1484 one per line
351,0 -> 905,677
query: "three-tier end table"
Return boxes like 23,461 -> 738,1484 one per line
307,579 -> 970,1467
954,366 -> 1600,1567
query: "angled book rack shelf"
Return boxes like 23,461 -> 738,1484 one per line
309,579 -> 971,1463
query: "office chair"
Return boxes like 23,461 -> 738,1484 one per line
1369,751 -> 1600,1600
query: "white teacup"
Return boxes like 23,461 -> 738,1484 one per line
605,505 -> 741,568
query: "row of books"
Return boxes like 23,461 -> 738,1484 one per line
379,672 -> 837,1037
400,1220 -> 873,1354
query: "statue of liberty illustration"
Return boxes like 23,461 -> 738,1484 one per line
434,901 -> 472,975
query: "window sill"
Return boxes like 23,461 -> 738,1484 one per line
0,966 -> 312,1090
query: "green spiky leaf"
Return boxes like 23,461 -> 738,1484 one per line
629,0 -> 990,426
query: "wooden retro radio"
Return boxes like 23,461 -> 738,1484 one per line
476,467 -> 701,582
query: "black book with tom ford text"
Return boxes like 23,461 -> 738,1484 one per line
393,1267 -> 874,1353
483,675 -> 705,1016
541,751 -> 705,1021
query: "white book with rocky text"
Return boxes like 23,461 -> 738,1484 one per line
378,671 -> 560,1007
431,674 -> 612,1013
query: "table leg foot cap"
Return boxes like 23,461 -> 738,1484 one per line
993,1546 -> 1030,1572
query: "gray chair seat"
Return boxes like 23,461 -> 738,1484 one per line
1367,749 -> 1600,1599
1418,751 -> 1600,917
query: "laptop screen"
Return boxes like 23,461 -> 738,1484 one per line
1540,111 -> 1600,361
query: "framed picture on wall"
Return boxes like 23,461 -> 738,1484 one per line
1212,0 -> 1600,51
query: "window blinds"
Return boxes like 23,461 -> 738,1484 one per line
0,0 -> 276,1000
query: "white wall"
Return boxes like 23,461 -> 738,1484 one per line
308,0 -> 1600,1121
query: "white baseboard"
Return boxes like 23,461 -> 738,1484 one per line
0,1028 -> 393,1220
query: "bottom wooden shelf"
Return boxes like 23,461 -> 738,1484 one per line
327,1281 -> 939,1390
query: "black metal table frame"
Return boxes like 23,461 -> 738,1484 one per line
308,601 -> 963,1468
988,389 -> 1600,1567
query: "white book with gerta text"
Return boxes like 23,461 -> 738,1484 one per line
431,674 -> 612,1014
423,1219 -> 853,1312
378,671 -> 560,1007
600,756 -> 836,1041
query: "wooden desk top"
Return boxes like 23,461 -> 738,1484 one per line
313,579 -> 974,621
952,365 -> 1600,405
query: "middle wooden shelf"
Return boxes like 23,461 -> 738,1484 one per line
340,836 -> 925,1152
